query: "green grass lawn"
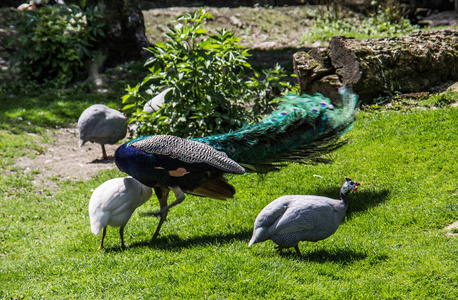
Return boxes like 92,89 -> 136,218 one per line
1,89 -> 458,299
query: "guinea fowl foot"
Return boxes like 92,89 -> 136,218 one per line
274,245 -> 302,256
98,227 -> 107,250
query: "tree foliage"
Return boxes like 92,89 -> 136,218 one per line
9,4 -> 104,85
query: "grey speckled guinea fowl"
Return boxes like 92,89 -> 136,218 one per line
249,177 -> 360,255
78,104 -> 127,159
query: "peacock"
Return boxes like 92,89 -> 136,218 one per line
114,88 -> 358,241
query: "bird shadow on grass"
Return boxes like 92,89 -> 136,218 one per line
90,157 -> 114,164
276,247 -> 388,265
129,230 -> 253,251
347,188 -> 391,219
305,186 -> 391,220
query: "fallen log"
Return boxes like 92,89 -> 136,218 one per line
293,29 -> 458,104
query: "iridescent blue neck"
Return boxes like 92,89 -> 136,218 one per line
126,136 -> 149,146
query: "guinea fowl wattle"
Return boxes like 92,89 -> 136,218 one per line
249,177 -> 360,255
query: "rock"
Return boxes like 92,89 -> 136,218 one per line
446,81 -> 458,92
293,29 -> 458,104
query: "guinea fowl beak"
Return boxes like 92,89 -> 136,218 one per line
353,182 -> 360,193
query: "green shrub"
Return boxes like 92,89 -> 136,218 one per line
9,4 -> 104,85
122,8 -> 295,138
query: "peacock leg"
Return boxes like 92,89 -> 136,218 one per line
101,144 -> 107,159
98,227 -> 107,250
165,186 -> 186,211
119,226 -> 125,250
149,187 -> 171,242
146,186 -> 186,242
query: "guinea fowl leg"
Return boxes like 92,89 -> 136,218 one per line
119,226 -> 126,250
98,227 -> 107,250
294,245 -> 301,256
101,144 -> 108,159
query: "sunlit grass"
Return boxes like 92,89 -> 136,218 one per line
304,8 -> 420,43
1,89 -> 458,298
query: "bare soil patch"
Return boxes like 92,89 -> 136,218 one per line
16,126 -> 126,189
444,221 -> 458,236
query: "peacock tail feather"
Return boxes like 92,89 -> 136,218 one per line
192,87 -> 358,172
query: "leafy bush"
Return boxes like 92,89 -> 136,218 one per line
122,8 -> 295,138
9,4 -> 104,85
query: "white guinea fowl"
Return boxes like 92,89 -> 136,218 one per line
78,104 -> 127,159
89,177 -> 153,250
249,177 -> 360,255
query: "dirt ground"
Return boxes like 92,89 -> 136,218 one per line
16,126 -> 126,189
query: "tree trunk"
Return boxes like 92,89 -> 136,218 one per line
86,0 -> 150,68
293,29 -> 458,104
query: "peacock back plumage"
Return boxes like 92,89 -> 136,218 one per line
192,87 -> 358,172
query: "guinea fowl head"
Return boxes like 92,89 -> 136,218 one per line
340,177 -> 360,198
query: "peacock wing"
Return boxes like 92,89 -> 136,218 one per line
128,135 -> 245,174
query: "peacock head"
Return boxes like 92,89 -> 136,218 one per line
341,177 -> 360,195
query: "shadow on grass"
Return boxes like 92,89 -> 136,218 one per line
277,247 -> 388,265
347,188 -> 391,219
103,187 -> 390,253
305,186 -> 391,220
90,157 -> 115,164
276,247 -> 367,264
126,230 -> 253,251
